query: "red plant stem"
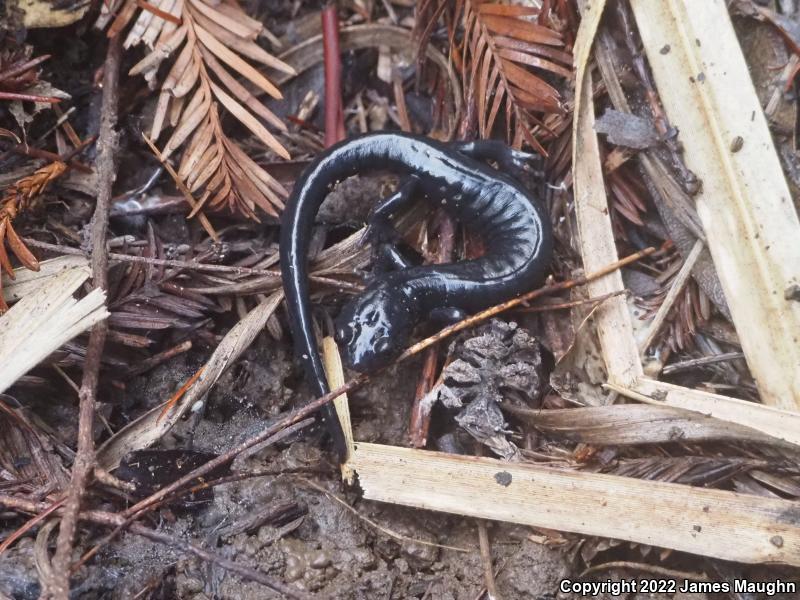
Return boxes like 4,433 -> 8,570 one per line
408,349 -> 439,447
0,54 -> 50,81
322,4 -> 345,147
0,91 -> 60,103
11,143 -> 93,173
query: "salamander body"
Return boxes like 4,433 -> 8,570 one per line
280,132 -> 553,456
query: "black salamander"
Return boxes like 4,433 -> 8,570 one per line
279,132 -> 553,457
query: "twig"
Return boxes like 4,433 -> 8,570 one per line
393,74 -> 412,133
380,0 -> 399,23
71,418 -> 315,573
51,105 -> 82,149
322,4 -> 345,147
119,393 -> 359,519
594,27 -> 709,243
298,477 -> 470,553
0,53 -> 50,80
52,363 -> 114,436
614,2 -> 699,193
396,247 -> 657,362
23,239 -> 357,290
158,367 -> 205,422
0,495 -> 311,600
141,134 -> 218,241
123,340 -> 192,378
409,350 -> 438,448
127,521 -> 307,598
477,520 -> 500,600
514,290 -> 626,313
92,467 -> 135,492
0,497 -> 65,556
136,0 -> 182,24
11,142 -> 93,173
661,352 -> 745,376
0,468 -> 130,554
115,249 -> 655,517
472,549 -> 517,600
23,239 -> 282,275
45,34 -> 122,600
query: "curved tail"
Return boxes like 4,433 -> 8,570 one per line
279,139 -> 379,460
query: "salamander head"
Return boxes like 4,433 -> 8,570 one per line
334,284 -> 417,372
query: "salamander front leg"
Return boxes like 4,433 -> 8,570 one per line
452,140 -> 544,179
373,242 -> 414,274
360,175 -> 420,247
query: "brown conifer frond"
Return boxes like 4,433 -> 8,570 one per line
0,161 -> 67,312
461,0 -> 571,149
417,0 -> 571,150
98,0 -> 293,219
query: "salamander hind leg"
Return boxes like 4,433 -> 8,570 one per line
452,140 -> 544,180
360,175 -> 420,247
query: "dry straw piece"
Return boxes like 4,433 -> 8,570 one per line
350,443 -> 800,566
0,262 -> 108,394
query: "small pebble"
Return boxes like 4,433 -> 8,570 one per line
495,471 -> 512,487
310,551 -> 332,569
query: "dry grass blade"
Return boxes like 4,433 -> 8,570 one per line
508,404 -> 792,447
101,0 -> 293,219
456,0 -> 571,149
96,291 -> 283,470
